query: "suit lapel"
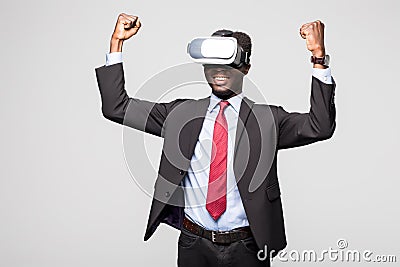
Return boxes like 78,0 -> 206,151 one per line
234,96 -> 255,160
185,96 -> 210,160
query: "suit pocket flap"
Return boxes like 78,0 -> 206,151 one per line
266,183 -> 281,201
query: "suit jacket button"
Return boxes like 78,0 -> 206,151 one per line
179,170 -> 184,175
165,191 -> 170,197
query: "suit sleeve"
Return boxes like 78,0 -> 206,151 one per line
276,76 -> 336,149
95,62 -> 183,137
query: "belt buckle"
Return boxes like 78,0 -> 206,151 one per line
211,230 -> 231,243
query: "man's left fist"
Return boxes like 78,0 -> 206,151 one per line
300,20 -> 325,57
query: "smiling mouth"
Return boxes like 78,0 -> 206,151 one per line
213,75 -> 230,82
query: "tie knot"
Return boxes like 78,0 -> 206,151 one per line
219,100 -> 229,111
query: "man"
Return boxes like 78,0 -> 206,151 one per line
95,13 -> 336,267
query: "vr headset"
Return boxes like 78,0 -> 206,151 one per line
187,30 -> 250,68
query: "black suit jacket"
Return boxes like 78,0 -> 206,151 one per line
95,63 -> 336,256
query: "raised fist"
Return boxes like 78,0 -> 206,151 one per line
300,20 -> 325,57
112,13 -> 141,41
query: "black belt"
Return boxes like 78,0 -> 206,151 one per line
182,216 -> 253,244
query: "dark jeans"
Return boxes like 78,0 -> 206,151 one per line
177,228 -> 270,267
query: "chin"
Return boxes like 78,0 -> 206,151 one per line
211,87 -> 236,100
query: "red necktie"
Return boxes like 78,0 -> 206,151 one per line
206,100 -> 229,221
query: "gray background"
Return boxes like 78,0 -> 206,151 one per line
0,0 -> 399,266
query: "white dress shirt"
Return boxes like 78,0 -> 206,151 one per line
104,52 -> 333,231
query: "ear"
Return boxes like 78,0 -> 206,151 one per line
242,64 -> 251,75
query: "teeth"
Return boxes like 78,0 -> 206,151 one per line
214,77 -> 228,81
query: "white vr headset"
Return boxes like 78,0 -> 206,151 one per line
187,33 -> 250,68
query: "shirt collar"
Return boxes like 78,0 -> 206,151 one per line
207,92 -> 243,114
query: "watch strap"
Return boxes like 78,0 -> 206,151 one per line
311,55 -> 329,66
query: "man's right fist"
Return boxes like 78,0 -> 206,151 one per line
111,13 -> 141,41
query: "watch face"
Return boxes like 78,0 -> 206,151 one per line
324,55 -> 330,66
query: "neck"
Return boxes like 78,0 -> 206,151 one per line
212,90 -> 239,100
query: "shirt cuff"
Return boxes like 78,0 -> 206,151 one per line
312,67 -> 332,84
105,52 -> 123,66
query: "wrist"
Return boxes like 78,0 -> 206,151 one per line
110,37 -> 124,53
312,48 -> 326,57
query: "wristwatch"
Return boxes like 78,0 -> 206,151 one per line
310,55 -> 330,67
